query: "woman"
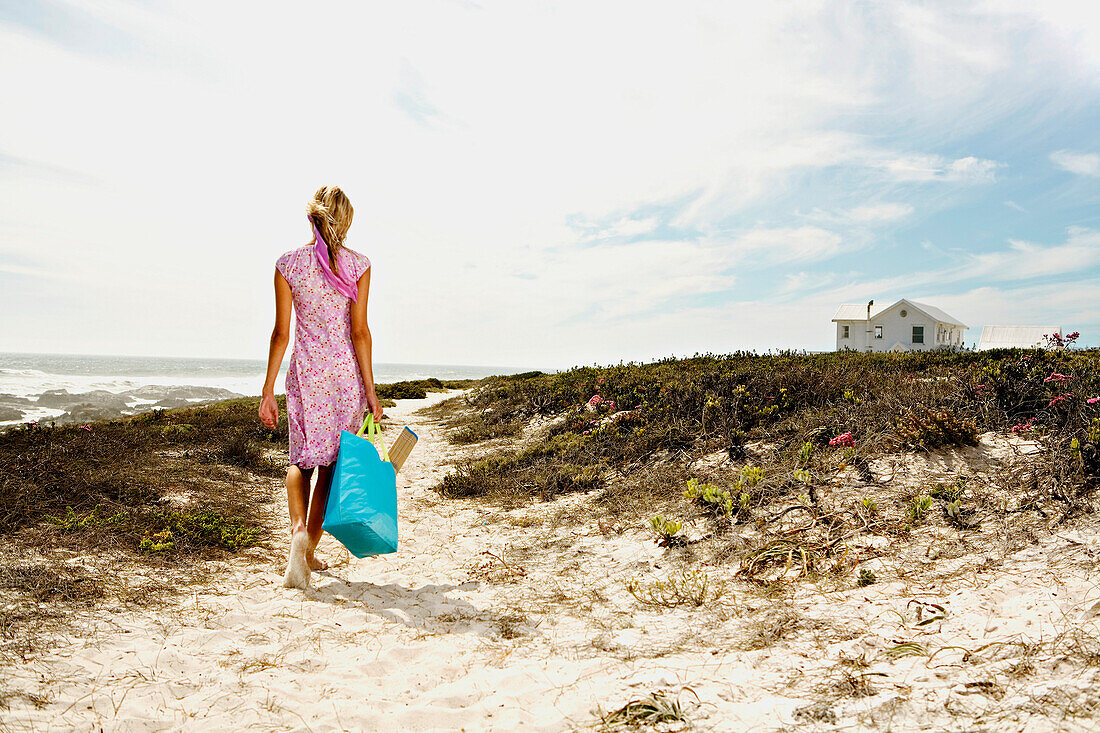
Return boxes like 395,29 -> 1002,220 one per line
258,185 -> 383,589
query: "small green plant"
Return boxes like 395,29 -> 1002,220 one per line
909,495 -> 933,521
860,496 -> 878,515
627,570 -> 726,608
684,478 -> 733,516
929,476 -> 967,502
798,441 -> 814,466
858,568 -> 876,587
649,515 -> 685,547
740,466 -> 764,487
793,469 -> 813,484
942,498 -> 979,529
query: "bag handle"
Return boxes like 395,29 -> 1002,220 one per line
356,413 -> 390,462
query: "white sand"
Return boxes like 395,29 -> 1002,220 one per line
6,393 -> 1100,731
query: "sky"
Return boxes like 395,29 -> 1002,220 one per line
0,0 -> 1098,369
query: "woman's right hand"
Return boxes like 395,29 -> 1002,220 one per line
259,392 -> 279,429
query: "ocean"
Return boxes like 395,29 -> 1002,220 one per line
0,352 -> 532,426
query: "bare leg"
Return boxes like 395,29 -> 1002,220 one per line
282,464 -> 315,589
286,465 -> 314,534
305,464 -> 334,570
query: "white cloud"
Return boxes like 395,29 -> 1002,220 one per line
969,227 -> 1100,281
730,227 -> 844,264
877,153 -> 1001,183
845,203 -> 914,222
585,216 -> 660,240
1050,150 -> 1100,177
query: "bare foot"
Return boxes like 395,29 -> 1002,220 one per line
306,551 -> 328,571
282,530 -> 311,589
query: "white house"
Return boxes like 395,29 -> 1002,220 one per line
977,326 -> 1060,350
832,299 -> 968,352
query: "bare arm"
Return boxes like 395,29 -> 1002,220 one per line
350,266 -> 382,420
259,269 -> 292,428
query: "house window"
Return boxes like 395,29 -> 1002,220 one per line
874,325 -> 883,339
842,325 -> 850,338
912,326 -> 924,344
900,309 -> 908,318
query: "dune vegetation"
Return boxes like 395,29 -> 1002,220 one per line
438,349 -> 1098,517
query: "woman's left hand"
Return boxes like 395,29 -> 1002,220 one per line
366,389 -> 383,422
259,392 -> 280,429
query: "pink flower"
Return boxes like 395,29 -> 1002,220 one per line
587,395 -> 602,406
634,405 -> 643,410
1048,393 -> 1071,407
1011,418 -> 1034,434
606,400 -> 616,412
830,431 -> 855,447
1044,372 -> 1072,383
597,378 -> 605,384
79,425 -> 92,431
1088,397 -> 1100,405
582,430 -> 591,435
1068,331 -> 1080,340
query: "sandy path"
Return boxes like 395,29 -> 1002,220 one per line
8,392 -> 1100,731
10,392 -> 639,732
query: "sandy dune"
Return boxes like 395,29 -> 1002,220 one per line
7,391 -> 1100,731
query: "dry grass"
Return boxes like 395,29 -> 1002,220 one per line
740,608 -> 803,650
595,689 -> 694,731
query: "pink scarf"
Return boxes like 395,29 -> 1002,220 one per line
310,217 -> 358,302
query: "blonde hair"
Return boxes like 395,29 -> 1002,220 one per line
306,185 -> 354,273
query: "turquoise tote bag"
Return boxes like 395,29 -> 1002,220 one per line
322,414 -> 398,558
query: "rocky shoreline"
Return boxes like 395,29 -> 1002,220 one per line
0,384 -> 244,427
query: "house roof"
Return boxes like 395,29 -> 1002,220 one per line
832,299 -> 967,328
832,303 -> 878,321
978,326 -> 1060,350
903,300 -> 967,328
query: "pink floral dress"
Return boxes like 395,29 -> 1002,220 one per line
276,245 -> 372,468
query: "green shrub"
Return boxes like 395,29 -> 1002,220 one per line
440,433 -> 602,501
219,430 -> 278,474
896,406 -> 979,449
50,506 -> 261,554
433,349 -> 1100,511
375,378 -> 473,401
160,423 -> 197,439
